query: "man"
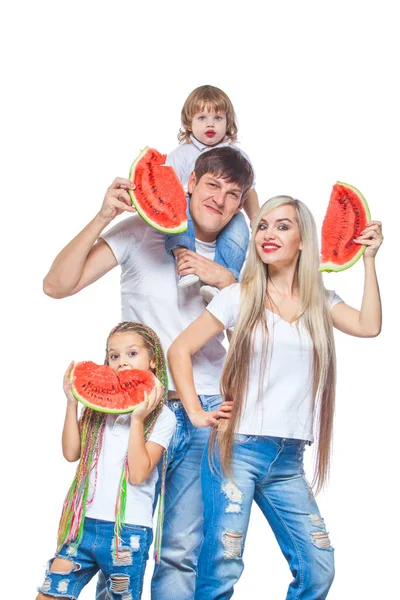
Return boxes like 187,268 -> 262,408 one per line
44,146 -> 254,599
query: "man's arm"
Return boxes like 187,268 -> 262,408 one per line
43,178 -> 136,298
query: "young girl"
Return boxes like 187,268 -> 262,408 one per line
165,84 -> 259,302
168,197 -> 383,599
37,322 -> 176,600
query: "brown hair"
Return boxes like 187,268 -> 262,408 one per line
192,146 -> 254,200
178,85 -> 238,144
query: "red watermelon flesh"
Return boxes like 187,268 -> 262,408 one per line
320,182 -> 371,272
129,147 -> 188,234
71,361 -> 156,414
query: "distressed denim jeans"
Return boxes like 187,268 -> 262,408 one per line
38,517 -> 152,599
195,435 -> 335,600
96,394 -> 223,600
165,197 -> 249,280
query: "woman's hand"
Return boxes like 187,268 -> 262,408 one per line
189,401 -> 233,428
131,378 -> 164,423
63,361 -> 77,406
354,221 -> 383,259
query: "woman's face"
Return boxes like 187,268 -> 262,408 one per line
254,204 -> 302,267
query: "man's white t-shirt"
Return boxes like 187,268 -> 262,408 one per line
85,405 -> 176,527
165,135 -> 256,190
101,215 -> 225,394
207,284 -> 343,441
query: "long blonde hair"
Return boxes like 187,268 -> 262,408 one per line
213,196 -> 336,494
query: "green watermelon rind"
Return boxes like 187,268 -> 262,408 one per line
129,147 -> 188,235
69,363 -> 154,414
319,181 -> 371,273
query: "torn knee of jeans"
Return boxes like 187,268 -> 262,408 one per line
49,556 -> 79,575
222,481 -> 243,513
129,534 -> 140,552
222,529 -> 242,559
308,514 -> 333,550
110,574 -> 130,594
310,529 -> 332,550
112,545 -> 133,566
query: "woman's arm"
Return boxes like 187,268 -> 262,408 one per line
332,221 -> 383,337
127,383 -> 165,485
168,310 -> 233,427
62,362 -> 81,462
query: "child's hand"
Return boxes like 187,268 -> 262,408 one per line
63,361 -> 78,405
131,378 -> 164,423
354,221 -> 383,258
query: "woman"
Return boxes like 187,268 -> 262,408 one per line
168,196 -> 383,599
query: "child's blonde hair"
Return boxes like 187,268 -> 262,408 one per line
178,84 -> 238,144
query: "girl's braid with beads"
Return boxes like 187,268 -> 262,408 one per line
57,322 -> 169,562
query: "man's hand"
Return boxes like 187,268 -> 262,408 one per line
98,178 -> 137,223
176,250 -> 235,289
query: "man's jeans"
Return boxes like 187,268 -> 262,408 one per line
96,394 -> 222,600
195,435 -> 335,599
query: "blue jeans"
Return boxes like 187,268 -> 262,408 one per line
96,394 -> 223,600
165,198 -> 249,280
38,517 -> 152,599
195,435 -> 335,600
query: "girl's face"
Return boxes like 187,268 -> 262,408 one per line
255,204 -> 302,267
190,107 -> 227,146
107,332 -> 155,373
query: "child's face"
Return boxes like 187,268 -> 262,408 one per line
107,332 -> 155,373
191,108 -> 227,146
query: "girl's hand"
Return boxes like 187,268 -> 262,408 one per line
189,401 -> 233,428
63,361 -> 77,405
354,221 -> 383,258
131,378 -> 164,423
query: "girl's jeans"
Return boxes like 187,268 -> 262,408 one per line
38,518 -> 152,599
164,198 -> 249,280
195,435 -> 335,600
96,394 -> 223,600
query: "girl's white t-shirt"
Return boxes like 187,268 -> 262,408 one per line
207,284 -> 343,441
85,405 -> 176,528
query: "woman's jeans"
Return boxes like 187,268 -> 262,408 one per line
164,198 -> 249,280
195,435 -> 335,600
96,394 -> 223,600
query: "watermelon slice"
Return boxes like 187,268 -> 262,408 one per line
129,147 -> 188,234
319,181 -> 371,272
70,361 -> 156,413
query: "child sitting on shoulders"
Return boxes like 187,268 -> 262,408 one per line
165,84 -> 258,302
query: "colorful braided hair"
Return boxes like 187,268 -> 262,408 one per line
57,322 -> 169,562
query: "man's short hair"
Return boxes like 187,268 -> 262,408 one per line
193,146 -> 254,199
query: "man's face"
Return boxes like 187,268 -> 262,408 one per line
188,172 -> 244,242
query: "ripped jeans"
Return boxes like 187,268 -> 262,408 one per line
195,435 -> 335,600
38,517 -> 152,599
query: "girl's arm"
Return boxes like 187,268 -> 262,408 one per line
331,221 -> 383,337
62,362 -> 81,462
168,310 -> 233,428
127,382 -> 165,485
243,188 -> 260,228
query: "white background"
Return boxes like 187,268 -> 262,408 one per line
1,0 -> 398,598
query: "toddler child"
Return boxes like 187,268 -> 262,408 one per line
36,321 -> 176,600
165,84 -> 259,302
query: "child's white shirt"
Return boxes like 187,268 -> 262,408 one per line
165,135 -> 256,190
85,405 -> 176,527
207,284 -> 343,441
